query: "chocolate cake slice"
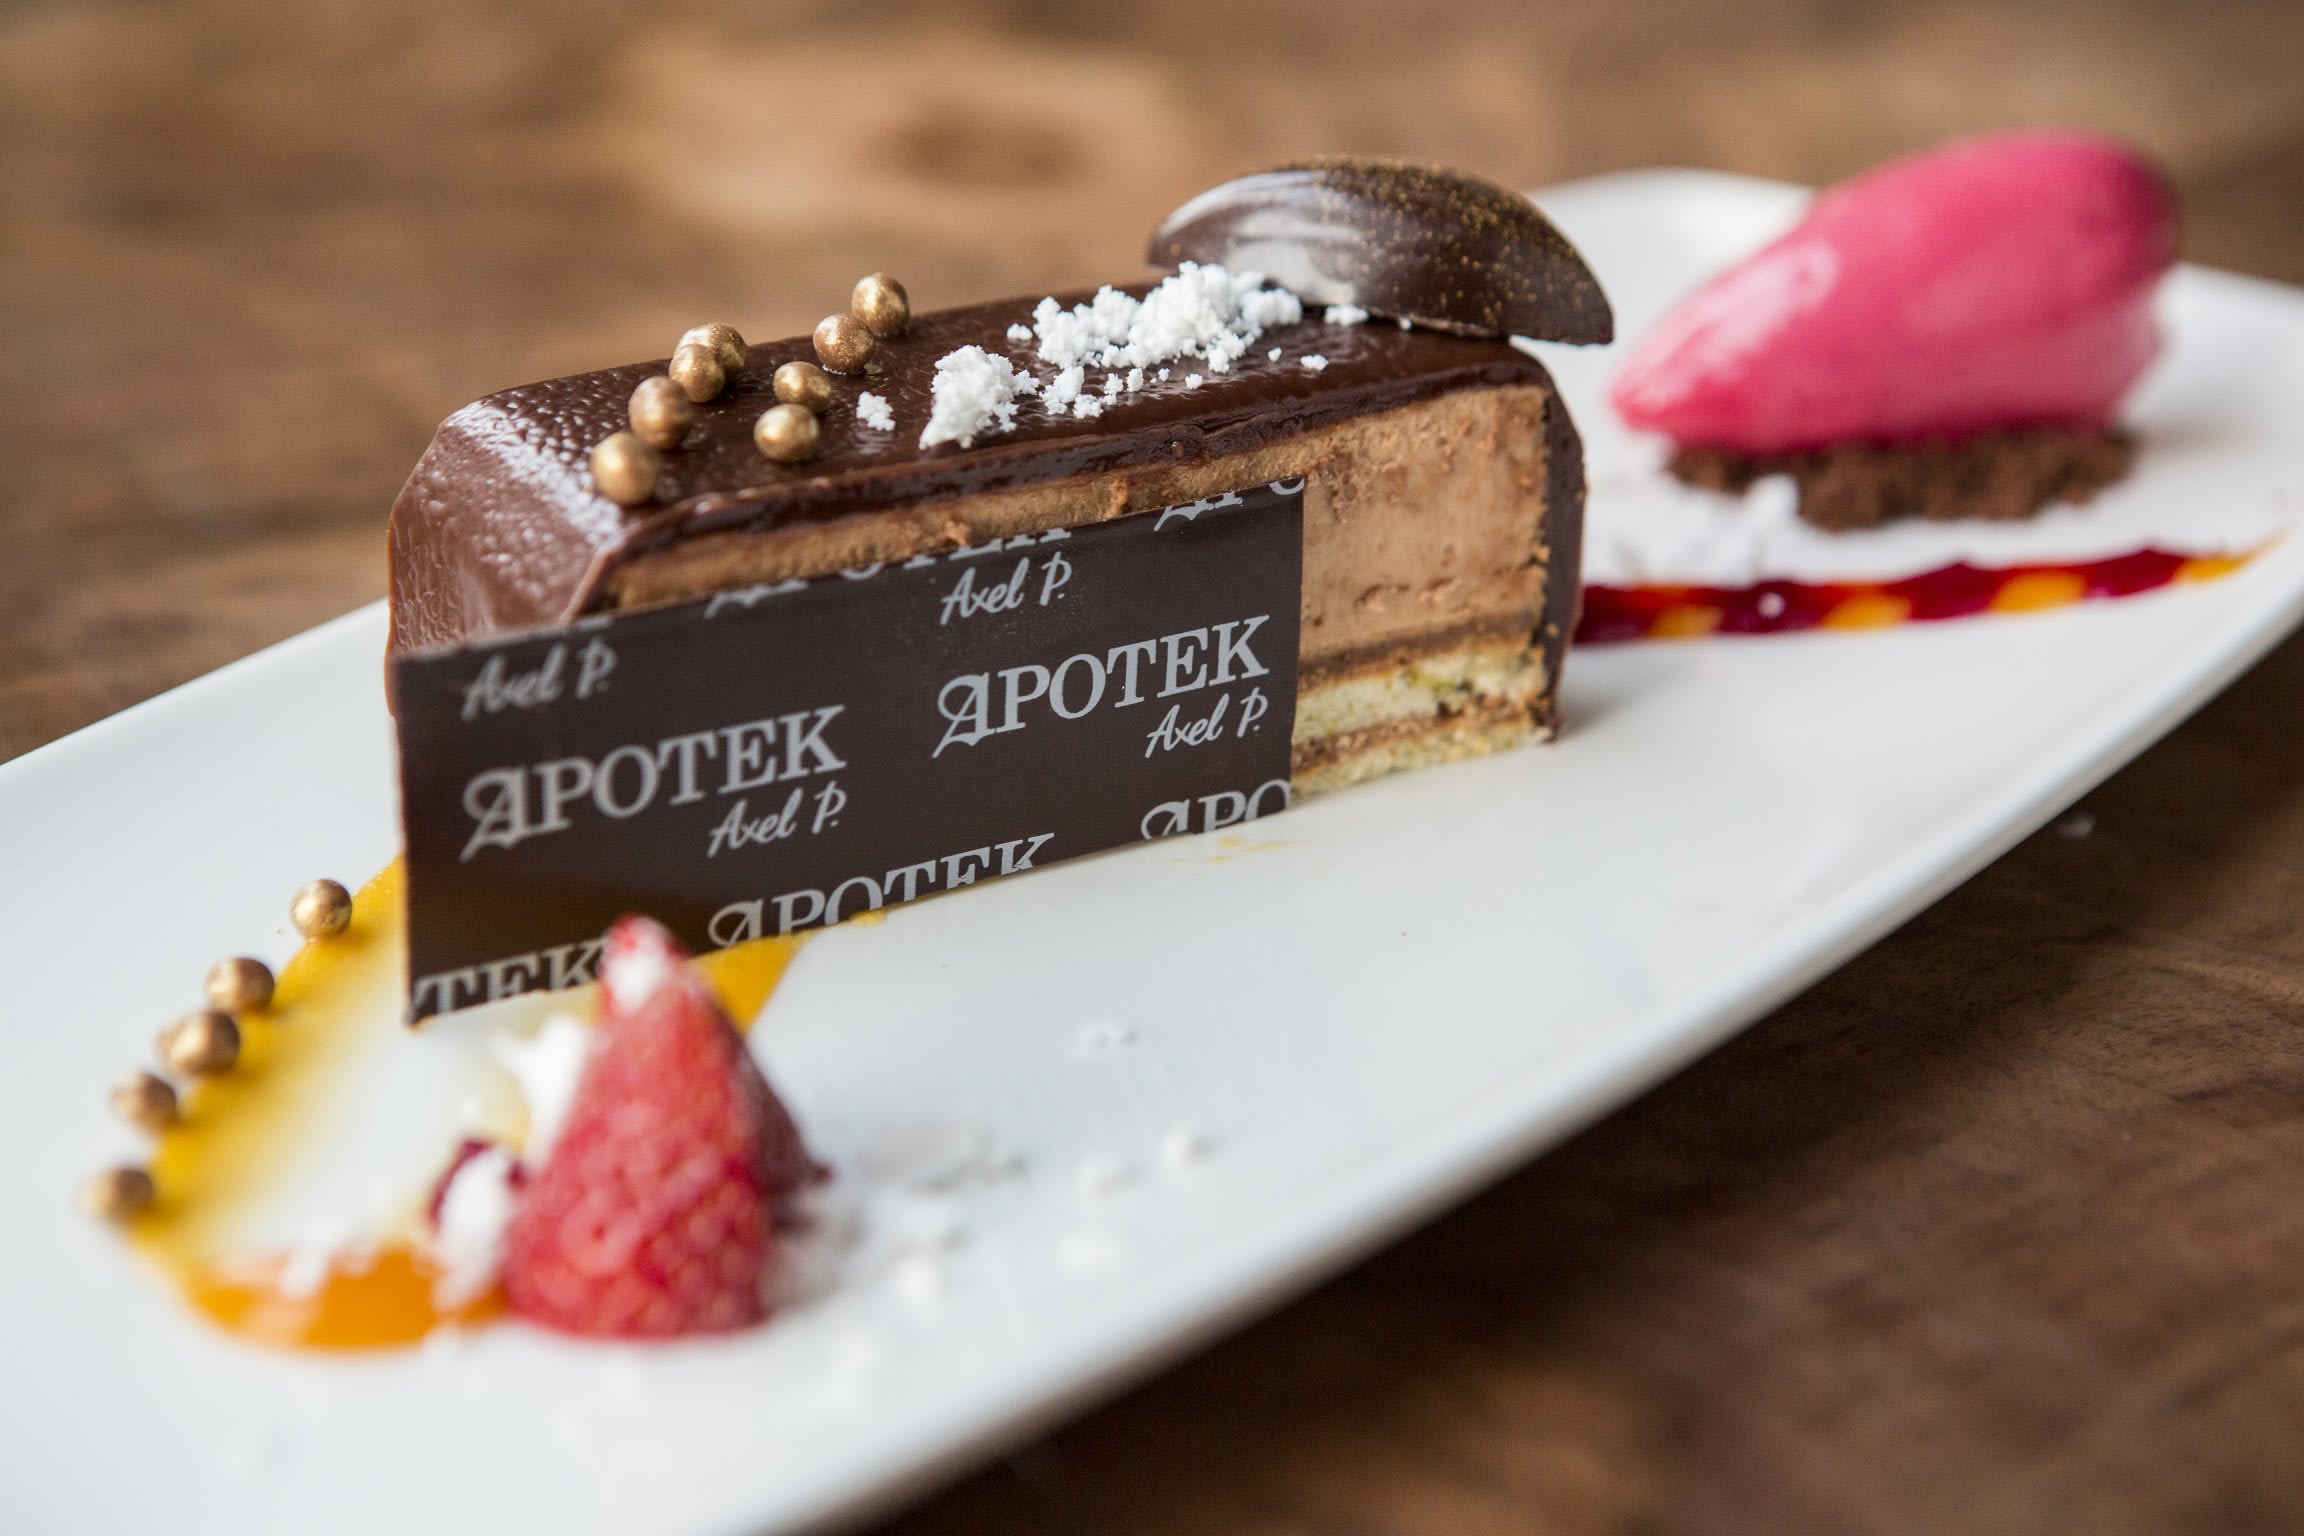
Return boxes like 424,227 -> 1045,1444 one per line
390,161 -> 1611,796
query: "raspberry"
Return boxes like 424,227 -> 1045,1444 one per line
501,916 -> 814,1338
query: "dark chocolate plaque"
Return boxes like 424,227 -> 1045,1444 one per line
393,479 -> 1305,1018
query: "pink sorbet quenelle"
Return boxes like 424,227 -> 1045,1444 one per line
1612,131 -> 2179,456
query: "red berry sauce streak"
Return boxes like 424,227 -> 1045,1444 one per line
1577,548 -> 2253,644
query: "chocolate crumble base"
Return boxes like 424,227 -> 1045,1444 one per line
1670,426 -> 2138,532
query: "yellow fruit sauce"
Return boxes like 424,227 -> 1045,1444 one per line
129,860 -> 803,1350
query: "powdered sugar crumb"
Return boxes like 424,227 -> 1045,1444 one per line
854,392 -> 894,432
1072,1154 -> 1134,1202
1324,303 -> 1369,325
1300,354 -> 1329,372
921,346 -> 1035,449
1073,1020 -> 1135,1055
1005,322 -> 1033,344
1057,1227 -> 1127,1274
1157,1124 -> 1213,1173
213,1424 -> 279,1484
1184,373 -> 1204,390
1267,347 -> 1282,361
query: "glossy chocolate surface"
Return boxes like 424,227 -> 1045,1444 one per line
1148,159 -> 1613,345
387,290 -> 1556,650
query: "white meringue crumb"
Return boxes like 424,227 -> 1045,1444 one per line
854,391 -> 894,431
276,1218 -> 354,1302
1041,363 -> 1084,412
1324,303 -> 1369,325
921,346 -> 1036,449
430,1145 -> 520,1307
898,261 -> 1308,443
1028,263 -> 1300,377
1300,354 -> 1328,372
490,1010 -> 593,1169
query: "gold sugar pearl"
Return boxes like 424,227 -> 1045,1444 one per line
679,321 -> 749,375
628,375 -> 695,451
158,1009 -> 240,1077
82,1165 -> 154,1224
772,360 -> 833,414
851,273 -> 909,337
290,878 -> 354,939
205,955 -> 274,1015
813,313 -> 875,374
590,431 -> 663,507
111,1071 -> 179,1134
669,342 -> 726,403
754,403 -> 822,464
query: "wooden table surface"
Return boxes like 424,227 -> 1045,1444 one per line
8,1 -> 2304,1529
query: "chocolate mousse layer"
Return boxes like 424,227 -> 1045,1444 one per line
388,296 -> 1585,792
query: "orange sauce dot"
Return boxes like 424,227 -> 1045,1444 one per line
1651,603 -> 1723,639
1821,592 -> 1913,629
1990,571 -> 2088,613
179,1244 -> 503,1351
2176,553 -> 2251,584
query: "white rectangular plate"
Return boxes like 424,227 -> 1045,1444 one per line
6,172 -> 2304,1536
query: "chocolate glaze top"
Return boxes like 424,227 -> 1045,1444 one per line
386,287 -> 1553,652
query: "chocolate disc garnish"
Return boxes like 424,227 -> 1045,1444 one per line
1147,157 -> 1612,345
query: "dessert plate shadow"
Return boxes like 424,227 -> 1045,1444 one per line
6,171 -> 2304,1536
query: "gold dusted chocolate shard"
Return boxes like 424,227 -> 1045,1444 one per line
1148,157 -> 1613,346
